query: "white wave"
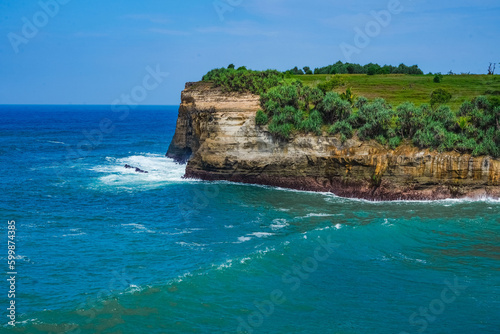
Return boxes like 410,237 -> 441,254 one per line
270,219 -> 289,231
172,271 -> 194,283
62,232 -> 87,237
381,252 -> 427,265
214,259 -> 233,270
396,252 -> 427,264
90,153 -> 193,190
255,246 -> 276,256
176,241 -> 207,248
178,169 -> 500,205
124,284 -> 144,294
323,192 -> 500,205
224,225 -> 234,229
302,213 -> 343,218
240,257 -> 251,264
235,236 -> 252,243
382,218 -> 394,227
47,140 -> 66,145
15,318 -> 38,326
249,232 -> 274,238
234,232 -> 274,243
121,223 -> 155,234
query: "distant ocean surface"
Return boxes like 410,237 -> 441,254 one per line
0,105 -> 499,334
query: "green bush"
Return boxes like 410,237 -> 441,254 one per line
354,96 -> 368,109
202,67 -> 284,95
260,84 -> 299,116
432,105 -> 456,130
474,95 -> 491,110
388,136 -> 402,149
355,99 -> 393,141
430,88 -> 452,107
458,101 -> 475,116
340,88 -> 357,106
300,110 -> 323,135
255,110 -> 268,125
396,102 -> 421,138
299,86 -> 324,111
488,96 -> 500,108
317,75 -> 345,93
433,73 -> 443,83
318,92 -> 352,124
328,120 -> 353,143
268,121 -> 294,140
413,121 -> 447,149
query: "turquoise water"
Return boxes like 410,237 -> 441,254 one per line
0,105 -> 499,334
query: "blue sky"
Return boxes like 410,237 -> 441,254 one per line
0,0 -> 499,105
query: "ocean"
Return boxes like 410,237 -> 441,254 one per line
0,105 -> 498,334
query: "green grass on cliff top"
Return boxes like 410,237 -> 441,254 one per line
294,74 -> 500,109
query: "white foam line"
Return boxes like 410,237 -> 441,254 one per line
184,178 -> 500,205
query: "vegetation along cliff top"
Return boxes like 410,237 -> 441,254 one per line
200,62 -> 500,158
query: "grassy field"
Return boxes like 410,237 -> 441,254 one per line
294,74 -> 500,110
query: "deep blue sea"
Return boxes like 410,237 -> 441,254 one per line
0,105 -> 499,334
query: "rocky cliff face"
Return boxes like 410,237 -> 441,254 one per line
167,82 -> 500,200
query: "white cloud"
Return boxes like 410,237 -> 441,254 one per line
197,21 -> 278,37
149,28 -> 191,36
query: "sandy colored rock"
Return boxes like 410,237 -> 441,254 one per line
167,82 -> 500,200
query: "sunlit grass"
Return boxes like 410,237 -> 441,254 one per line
294,74 -> 500,109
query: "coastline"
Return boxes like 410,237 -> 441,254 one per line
168,82 -> 500,201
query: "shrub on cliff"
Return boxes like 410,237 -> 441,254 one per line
328,120 -> 353,143
255,110 -> 268,126
260,84 -> 299,116
354,98 -> 394,141
318,92 -> 352,124
202,67 -> 284,95
298,86 -> 324,111
299,110 -> 323,135
395,102 -> 422,138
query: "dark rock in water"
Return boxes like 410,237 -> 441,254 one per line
135,167 -> 148,174
124,164 -> 148,173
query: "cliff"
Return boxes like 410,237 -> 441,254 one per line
167,82 -> 500,200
